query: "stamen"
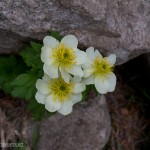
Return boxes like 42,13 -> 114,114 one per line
51,44 -> 76,69
92,57 -> 113,77
49,78 -> 74,102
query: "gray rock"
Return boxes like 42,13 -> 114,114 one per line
0,0 -> 150,64
36,95 -> 110,150
0,95 -> 110,150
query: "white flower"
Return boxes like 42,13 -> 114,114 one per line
82,47 -> 116,94
41,35 -> 87,83
35,75 -> 85,115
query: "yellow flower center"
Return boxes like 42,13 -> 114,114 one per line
92,56 -> 113,77
51,44 -> 76,69
49,77 -> 74,102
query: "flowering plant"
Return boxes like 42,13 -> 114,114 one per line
0,31 -> 116,120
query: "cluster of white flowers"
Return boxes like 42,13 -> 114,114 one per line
35,35 -> 116,115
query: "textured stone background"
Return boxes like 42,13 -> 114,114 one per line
0,0 -> 150,64
35,95 -> 111,150
0,95 -> 110,150
0,1 -> 150,149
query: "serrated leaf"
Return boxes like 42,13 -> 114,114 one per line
30,41 -> 42,52
11,72 -> 37,100
0,55 -> 26,93
20,42 -> 43,69
11,74 -> 32,86
11,41 -> 44,100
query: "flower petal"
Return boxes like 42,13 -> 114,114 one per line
82,75 -> 95,85
82,61 -> 92,69
106,54 -> 116,65
107,73 -> 116,92
72,93 -> 82,104
43,64 -> 59,78
41,46 -> 54,65
66,65 -> 84,77
95,50 -> 102,58
36,79 -> 50,94
75,50 -> 87,65
60,67 -> 71,83
86,47 -> 95,60
35,91 -> 46,104
43,36 -> 59,48
72,75 -> 82,83
61,35 -> 78,48
73,83 -> 85,93
45,95 -> 61,112
58,100 -> 73,115
83,69 -> 93,78
94,76 -> 109,94
42,74 -> 51,82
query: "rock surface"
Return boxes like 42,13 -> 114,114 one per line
0,0 -> 150,64
0,94 -> 110,150
36,95 -> 110,150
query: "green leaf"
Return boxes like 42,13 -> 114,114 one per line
30,41 -> 42,52
48,30 -> 63,41
20,42 -> 43,69
32,123 -> 39,150
27,98 -> 45,120
0,55 -> 26,93
81,85 -> 91,101
11,72 -> 37,100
